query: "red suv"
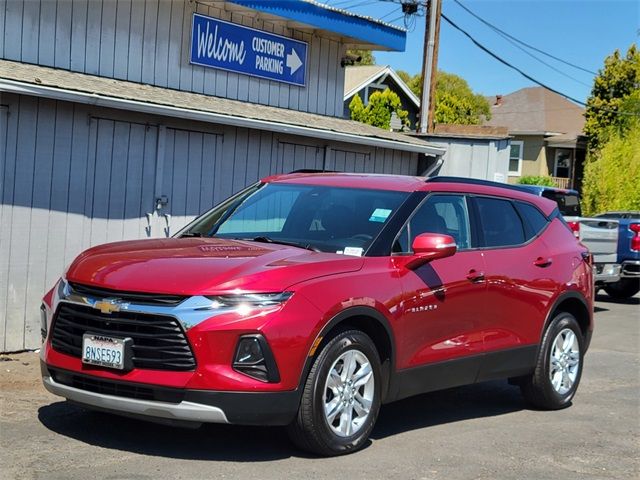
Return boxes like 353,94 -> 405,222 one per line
40,173 -> 593,456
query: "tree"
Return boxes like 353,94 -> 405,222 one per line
349,89 -> 410,130
584,44 -> 640,152
581,120 -> 640,215
396,70 -> 491,125
581,44 -> 640,214
346,49 -> 375,66
397,70 -> 422,97
434,72 -> 491,125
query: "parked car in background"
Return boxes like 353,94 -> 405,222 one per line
590,211 -> 640,299
40,174 -> 593,456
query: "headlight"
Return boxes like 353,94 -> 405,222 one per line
206,292 -> 293,308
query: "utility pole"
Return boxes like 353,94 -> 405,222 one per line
419,0 -> 441,134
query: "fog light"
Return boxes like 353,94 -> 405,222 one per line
233,334 -> 280,383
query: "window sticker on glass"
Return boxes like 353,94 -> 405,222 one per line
369,208 -> 392,223
343,247 -> 364,257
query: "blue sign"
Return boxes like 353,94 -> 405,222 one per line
190,13 -> 307,87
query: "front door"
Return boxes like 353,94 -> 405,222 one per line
394,194 -> 486,393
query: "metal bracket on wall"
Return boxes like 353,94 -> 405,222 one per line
163,214 -> 171,238
145,213 -> 153,237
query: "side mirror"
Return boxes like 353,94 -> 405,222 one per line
405,233 -> 457,269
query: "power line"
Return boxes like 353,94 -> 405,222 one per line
441,12 -> 639,117
452,0 -> 597,76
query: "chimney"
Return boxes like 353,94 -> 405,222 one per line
495,95 -> 503,106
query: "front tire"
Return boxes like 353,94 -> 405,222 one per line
287,330 -> 381,456
604,279 -> 640,300
520,312 -> 584,410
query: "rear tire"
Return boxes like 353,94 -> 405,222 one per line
287,330 -> 381,456
520,312 -> 584,410
603,279 -> 640,300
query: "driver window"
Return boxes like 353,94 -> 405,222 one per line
394,195 -> 471,253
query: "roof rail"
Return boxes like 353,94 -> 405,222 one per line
425,176 -> 531,194
288,169 -> 337,174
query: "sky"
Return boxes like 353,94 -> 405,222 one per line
327,0 -> 639,104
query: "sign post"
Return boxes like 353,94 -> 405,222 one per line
190,14 -> 308,87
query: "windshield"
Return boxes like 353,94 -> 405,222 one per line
541,191 -> 582,217
180,182 -> 409,254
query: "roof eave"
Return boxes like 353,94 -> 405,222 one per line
0,78 -> 443,156
226,0 -> 406,51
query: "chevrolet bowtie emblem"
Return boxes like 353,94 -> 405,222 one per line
94,299 -> 122,314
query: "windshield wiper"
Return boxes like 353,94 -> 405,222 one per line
245,236 -> 320,252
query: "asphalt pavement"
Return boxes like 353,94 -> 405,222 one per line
1,293 -> 638,480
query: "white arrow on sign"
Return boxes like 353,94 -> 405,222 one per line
286,48 -> 303,75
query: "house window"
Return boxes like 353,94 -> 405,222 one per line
554,149 -> 572,178
509,141 -> 524,176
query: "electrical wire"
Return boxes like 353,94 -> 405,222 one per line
441,12 -> 639,116
452,0 -> 597,76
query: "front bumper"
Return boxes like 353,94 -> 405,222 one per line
621,260 -> 640,278
594,263 -> 622,284
41,362 -> 300,426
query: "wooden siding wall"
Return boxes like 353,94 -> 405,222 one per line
0,93 -> 418,351
0,0 -> 346,117
426,137 -> 510,181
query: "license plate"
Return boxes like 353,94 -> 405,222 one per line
82,334 -> 125,370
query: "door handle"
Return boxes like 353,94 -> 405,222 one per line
534,257 -> 553,268
466,269 -> 485,282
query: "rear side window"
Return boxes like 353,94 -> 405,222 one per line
475,197 -> 525,247
541,191 -> 581,217
515,202 -> 549,239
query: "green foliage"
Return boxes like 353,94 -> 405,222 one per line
434,72 -> 491,125
395,70 -> 491,126
397,70 -> 423,97
346,49 -> 375,66
581,120 -> 640,216
518,176 -> 556,187
584,44 -> 640,152
349,89 -> 410,130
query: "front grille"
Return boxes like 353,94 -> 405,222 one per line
69,282 -> 187,306
51,303 -> 196,371
49,367 -> 185,403
623,263 -> 640,275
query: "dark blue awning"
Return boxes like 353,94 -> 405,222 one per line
226,0 -> 406,51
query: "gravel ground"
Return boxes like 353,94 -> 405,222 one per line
1,293 -> 638,480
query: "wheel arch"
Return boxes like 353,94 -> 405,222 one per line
544,291 -> 592,351
298,306 -> 396,403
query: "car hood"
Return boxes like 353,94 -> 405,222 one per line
65,238 -> 364,295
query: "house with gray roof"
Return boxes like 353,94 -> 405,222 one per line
483,87 -> 586,189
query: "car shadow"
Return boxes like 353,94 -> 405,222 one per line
38,380 -> 526,459
38,401 -> 304,461
595,293 -> 640,305
372,380 -> 525,440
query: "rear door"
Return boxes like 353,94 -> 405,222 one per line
471,196 -> 556,378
